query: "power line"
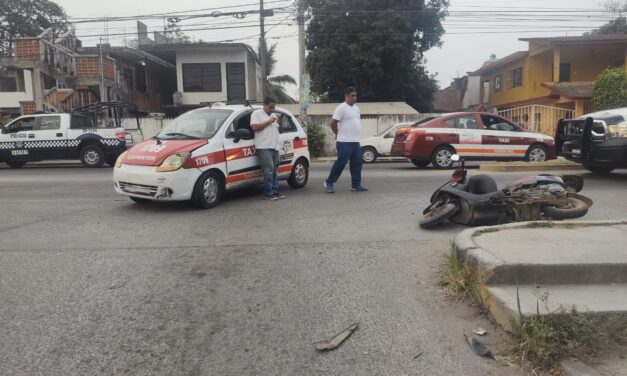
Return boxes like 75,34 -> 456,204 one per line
69,0 -> 294,22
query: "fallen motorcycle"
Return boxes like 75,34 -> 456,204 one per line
419,155 -> 593,229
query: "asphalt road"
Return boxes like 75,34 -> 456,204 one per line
1,162 -> 626,376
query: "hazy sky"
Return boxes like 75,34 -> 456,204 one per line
57,0 -> 612,96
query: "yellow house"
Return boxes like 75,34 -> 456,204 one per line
472,34 -> 627,134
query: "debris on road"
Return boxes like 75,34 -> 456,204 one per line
314,323 -> 359,351
109,279 -> 128,290
413,351 -> 424,359
473,328 -> 487,336
464,334 -> 495,360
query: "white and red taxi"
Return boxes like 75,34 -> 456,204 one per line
391,112 -> 557,169
113,104 -> 310,208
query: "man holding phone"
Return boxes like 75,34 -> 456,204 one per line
251,97 -> 285,200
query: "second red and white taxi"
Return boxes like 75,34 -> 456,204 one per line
113,104 -> 310,208
391,112 -> 556,168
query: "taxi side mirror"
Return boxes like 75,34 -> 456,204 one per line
233,128 -> 252,143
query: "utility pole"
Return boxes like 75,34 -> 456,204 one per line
259,0 -> 268,98
298,0 -> 306,124
98,38 -> 105,102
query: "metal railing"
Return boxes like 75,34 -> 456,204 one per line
498,105 -> 575,136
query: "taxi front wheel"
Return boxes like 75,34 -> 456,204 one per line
287,159 -> 309,189
192,171 -> 224,209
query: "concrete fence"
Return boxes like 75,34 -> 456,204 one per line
122,117 -> 174,143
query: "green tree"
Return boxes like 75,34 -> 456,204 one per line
0,0 -> 68,56
588,16 -> 627,35
304,0 -> 448,112
592,67 -> 627,111
586,1 -> 627,35
259,43 -> 297,103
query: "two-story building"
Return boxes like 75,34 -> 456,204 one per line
0,27 -> 177,117
472,34 -> 627,134
0,22 -> 262,119
139,43 -> 262,116
137,22 -> 262,116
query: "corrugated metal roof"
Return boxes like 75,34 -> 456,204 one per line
470,51 -> 528,76
278,102 -> 419,116
541,81 -> 595,99
520,34 -> 627,44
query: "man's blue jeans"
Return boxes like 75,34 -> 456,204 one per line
326,142 -> 362,187
257,148 -> 279,197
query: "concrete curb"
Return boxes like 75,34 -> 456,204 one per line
561,359 -> 605,376
452,220 -> 627,331
454,220 -> 627,276
480,163 -> 585,172
455,220 -> 627,248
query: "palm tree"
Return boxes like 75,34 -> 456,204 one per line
259,43 -> 297,103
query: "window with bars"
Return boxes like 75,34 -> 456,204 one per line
182,63 -> 222,92
494,75 -> 502,92
511,67 -> 523,88
0,74 -> 18,92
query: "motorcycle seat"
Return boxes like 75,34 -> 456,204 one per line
467,175 -> 498,194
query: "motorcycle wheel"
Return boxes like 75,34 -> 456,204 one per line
541,197 -> 588,220
419,200 -> 458,229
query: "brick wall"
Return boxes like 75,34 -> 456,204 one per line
15,39 -> 41,60
20,101 -> 36,115
75,56 -> 116,80
75,56 -> 100,78
103,58 -> 115,80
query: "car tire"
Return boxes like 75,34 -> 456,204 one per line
80,144 -> 105,168
431,145 -> 456,169
287,158 -> 309,189
542,197 -> 589,220
192,171 -> 224,209
361,146 -> 378,163
411,159 -> 430,168
130,196 -> 152,204
526,144 -> 548,162
583,164 -> 614,175
6,161 -> 27,168
419,199 -> 458,229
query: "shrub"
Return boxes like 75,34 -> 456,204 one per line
592,67 -> 627,111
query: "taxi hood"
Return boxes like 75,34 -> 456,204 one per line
122,139 -> 208,166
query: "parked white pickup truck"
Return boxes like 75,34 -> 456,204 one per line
0,113 -> 127,168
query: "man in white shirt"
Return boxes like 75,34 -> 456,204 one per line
323,87 -> 368,193
251,97 -> 285,200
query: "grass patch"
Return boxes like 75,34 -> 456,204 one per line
508,289 -> 627,371
509,309 -> 627,370
439,250 -> 484,303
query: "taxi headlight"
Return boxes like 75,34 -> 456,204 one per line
608,123 -> 627,138
115,151 -> 128,168
156,153 -> 190,172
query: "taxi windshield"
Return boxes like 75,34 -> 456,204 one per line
157,109 -> 233,140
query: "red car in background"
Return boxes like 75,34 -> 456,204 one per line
391,112 -> 557,168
